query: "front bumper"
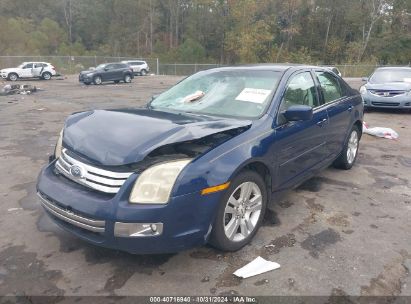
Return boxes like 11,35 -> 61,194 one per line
79,74 -> 92,83
362,92 -> 411,109
36,161 -> 222,254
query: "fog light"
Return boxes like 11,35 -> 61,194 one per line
114,222 -> 163,237
150,224 -> 157,232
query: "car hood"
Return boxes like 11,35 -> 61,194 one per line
63,108 -> 252,166
0,68 -> 17,73
365,82 -> 411,91
79,70 -> 95,75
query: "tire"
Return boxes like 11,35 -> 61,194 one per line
333,125 -> 360,170
42,72 -> 52,80
114,80 -> 120,84
7,73 -> 18,81
209,170 -> 267,251
124,74 -> 132,83
140,69 -> 147,76
93,76 -> 102,85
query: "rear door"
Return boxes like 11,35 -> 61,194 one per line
274,70 -> 329,188
31,63 -> 43,77
314,71 -> 352,158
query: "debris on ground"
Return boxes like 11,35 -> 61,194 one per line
363,122 -> 399,140
233,256 -> 280,279
0,84 -> 38,96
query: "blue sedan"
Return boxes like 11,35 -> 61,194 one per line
37,65 -> 363,253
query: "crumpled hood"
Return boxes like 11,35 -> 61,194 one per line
365,82 -> 411,91
63,109 -> 252,166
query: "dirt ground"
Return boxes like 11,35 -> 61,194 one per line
0,75 -> 410,300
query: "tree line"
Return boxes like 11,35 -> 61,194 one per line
0,0 -> 410,65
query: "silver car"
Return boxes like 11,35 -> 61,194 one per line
121,60 -> 149,76
360,67 -> 411,110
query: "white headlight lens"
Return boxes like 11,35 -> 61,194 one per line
129,159 -> 191,204
54,129 -> 63,159
359,86 -> 367,94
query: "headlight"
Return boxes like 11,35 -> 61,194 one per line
359,86 -> 367,94
129,159 -> 191,204
54,129 -> 63,159
86,73 -> 94,77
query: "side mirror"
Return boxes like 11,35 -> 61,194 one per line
361,77 -> 369,82
283,105 -> 313,121
104,67 -> 109,71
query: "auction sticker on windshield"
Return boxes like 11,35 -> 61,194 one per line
235,88 -> 272,104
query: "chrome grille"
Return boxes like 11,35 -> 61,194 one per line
55,148 -> 133,193
369,90 -> 405,97
38,192 -> 106,233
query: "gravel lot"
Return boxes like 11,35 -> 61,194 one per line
0,75 -> 410,300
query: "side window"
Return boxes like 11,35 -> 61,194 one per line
105,64 -> 114,70
315,71 -> 343,103
23,63 -> 33,69
280,72 -> 319,112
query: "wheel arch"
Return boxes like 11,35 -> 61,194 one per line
230,160 -> 273,195
353,120 -> 363,138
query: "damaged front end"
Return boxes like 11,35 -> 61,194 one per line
50,108 -> 251,195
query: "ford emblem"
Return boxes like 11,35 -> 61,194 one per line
69,165 -> 85,179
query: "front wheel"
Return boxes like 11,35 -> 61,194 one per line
333,125 -> 360,170
93,76 -> 102,85
209,170 -> 267,251
124,74 -> 132,83
140,69 -> 147,76
8,73 -> 18,81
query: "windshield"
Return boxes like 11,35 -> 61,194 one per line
150,69 -> 282,119
96,63 -> 107,70
369,69 -> 411,83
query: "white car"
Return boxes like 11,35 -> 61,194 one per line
121,60 -> 150,76
0,62 -> 57,81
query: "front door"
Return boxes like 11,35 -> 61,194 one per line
274,71 -> 329,188
20,63 -> 33,77
102,64 -> 116,81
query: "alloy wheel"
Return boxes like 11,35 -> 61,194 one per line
223,181 -> 263,242
347,130 -> 358,164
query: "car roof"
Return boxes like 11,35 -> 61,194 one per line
375,66 -> 411,70
21,62 -> 50,64
207,63 -> 324,73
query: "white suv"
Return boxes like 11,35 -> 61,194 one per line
0,62 -> 57,81
121,60 -> 150,76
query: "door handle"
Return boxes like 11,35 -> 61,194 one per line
316,118 -> 328,126
347,106 -> 353,112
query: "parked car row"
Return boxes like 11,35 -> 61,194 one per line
0,60 -> 150,84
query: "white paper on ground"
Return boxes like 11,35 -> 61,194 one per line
235,88 -> 272,104
233,256 -> 280,278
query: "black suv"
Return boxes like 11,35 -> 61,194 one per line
79,63 -> 134,85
